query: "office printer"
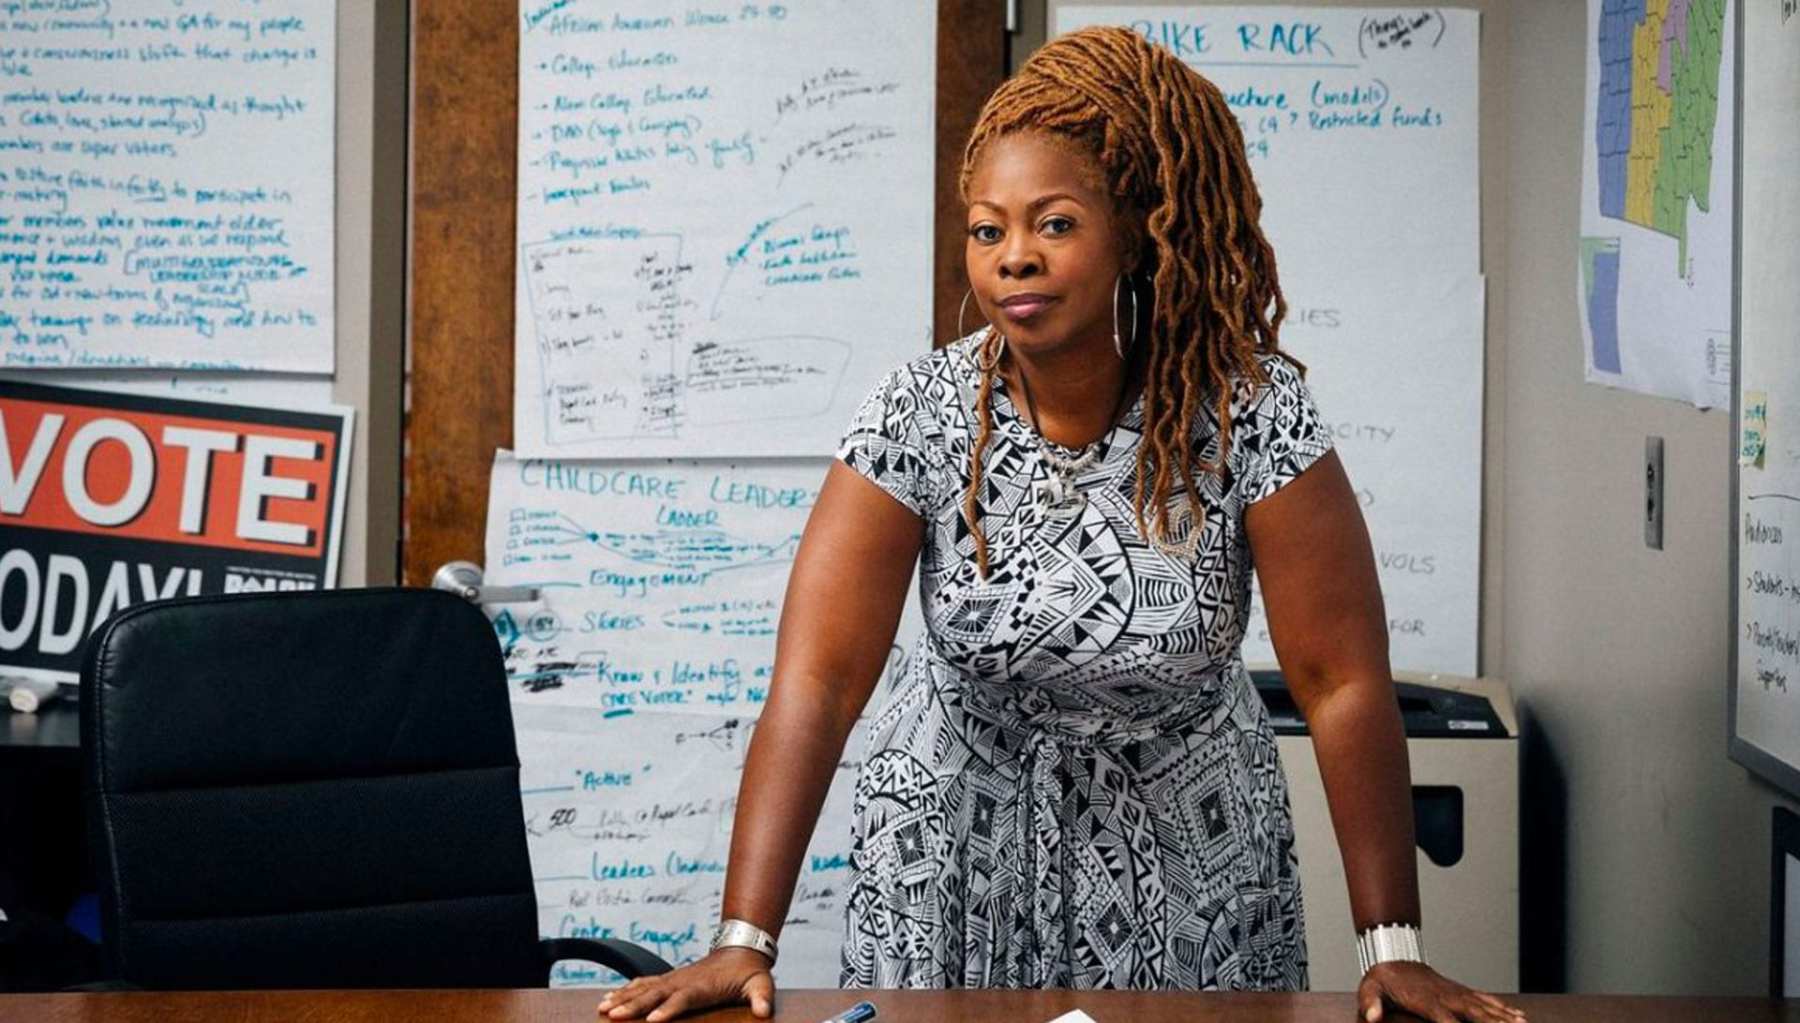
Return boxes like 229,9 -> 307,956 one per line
1250,668 -> 1519,993
1252,669 -> 1509,738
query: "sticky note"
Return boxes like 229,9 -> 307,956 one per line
1742,390 -> 1769,467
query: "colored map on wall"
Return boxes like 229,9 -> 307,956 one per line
1578,0 -> 1734,408
1596,0 -> 1726,269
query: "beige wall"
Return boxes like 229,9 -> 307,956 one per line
1023,0 -> 1792,996
1498,0 -> 1789,996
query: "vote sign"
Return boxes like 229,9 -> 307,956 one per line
0,380 -> 352,681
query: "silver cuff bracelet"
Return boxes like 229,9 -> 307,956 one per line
1356,922 -> 1426,975
710,918 -> 778,964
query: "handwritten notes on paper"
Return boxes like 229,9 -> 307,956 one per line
1742,504 -> 1798,698
1058,6 -> 1480,282
1239,274 -> 1485,676
512,704 -> 866,988
506,3 -> 936,974
1057,7 -> 1484,674
514,2 -> 935,458
1744,391 -> 1770,468
485,452 -> 919,984
491,453 -> 829,714
0,1 -> 335,371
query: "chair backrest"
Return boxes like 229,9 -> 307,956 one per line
81,588 -> 545,989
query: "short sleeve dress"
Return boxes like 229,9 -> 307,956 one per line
833,333 -> 1332,992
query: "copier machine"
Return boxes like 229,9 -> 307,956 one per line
1252,669 -> 1519,993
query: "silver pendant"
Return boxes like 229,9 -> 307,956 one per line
1035,474 -> 1086,513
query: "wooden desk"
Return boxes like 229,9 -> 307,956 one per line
0,989 -> 1795,1022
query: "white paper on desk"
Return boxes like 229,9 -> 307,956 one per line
1045,1012 -> 1101,1023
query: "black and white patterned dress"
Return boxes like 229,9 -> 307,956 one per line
833,334 -> 1332,991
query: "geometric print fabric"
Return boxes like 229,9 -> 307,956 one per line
835,334 -> 1331,991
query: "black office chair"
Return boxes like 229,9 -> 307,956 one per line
80,587 -> 671,989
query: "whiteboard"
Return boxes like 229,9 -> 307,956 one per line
512,2 -> 935,459
1729,0 -> 1800,797
1055,5 -> 1486,675
0,0 -> 336,372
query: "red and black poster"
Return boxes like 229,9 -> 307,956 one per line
0,381 -> 354,681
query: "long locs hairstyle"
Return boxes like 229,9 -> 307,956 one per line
958,26 -> 1297,578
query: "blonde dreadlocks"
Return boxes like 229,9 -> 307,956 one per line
959,26 -> 1296,577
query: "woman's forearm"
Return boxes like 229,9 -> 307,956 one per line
717,673 -> 866,940
1303,677 -> 1422,930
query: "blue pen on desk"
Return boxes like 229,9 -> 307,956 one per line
818,1000 -> 877,1023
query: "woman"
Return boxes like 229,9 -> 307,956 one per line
601,27 -> 1524,1023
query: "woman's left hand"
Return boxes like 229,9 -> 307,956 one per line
1357,961 -> 1527,1023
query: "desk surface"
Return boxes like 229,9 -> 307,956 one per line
0,699 -> 78,753
0,989 -> 1795,1022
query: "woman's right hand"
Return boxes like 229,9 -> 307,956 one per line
596,948 -> 776,1021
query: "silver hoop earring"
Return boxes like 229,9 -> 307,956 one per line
963,288 -> 1007,370
1113,273 -> 1140,359
958,288 -> 984,342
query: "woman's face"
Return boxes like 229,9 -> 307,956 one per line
964,131 -> 1133,361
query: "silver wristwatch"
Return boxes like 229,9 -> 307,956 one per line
1356,922 -> 1426,974
711,918 -> 779,964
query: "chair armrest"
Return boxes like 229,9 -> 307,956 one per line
540,937 -> 675,981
